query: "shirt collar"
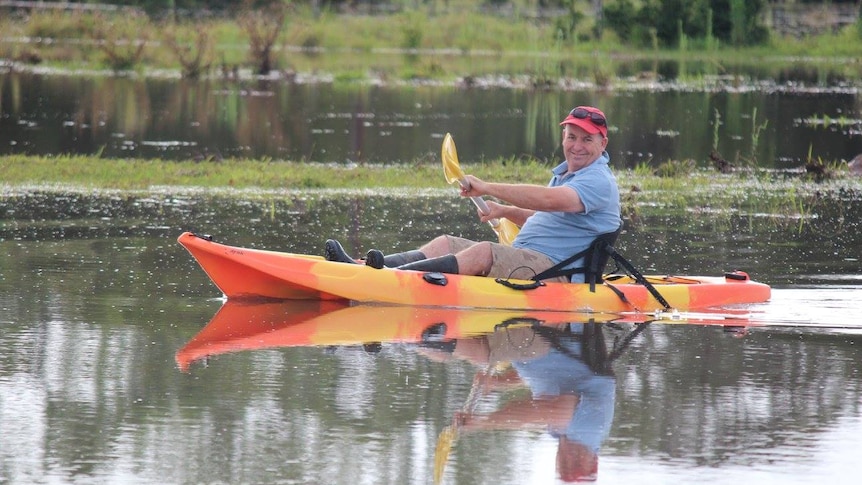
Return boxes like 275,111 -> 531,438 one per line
553,151 -> 610,178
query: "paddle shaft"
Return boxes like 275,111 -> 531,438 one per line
457,177 -> 504,229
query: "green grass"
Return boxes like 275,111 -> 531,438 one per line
0,154 -> 550,191
3,153 -> 859,194
3,154 -> 859,231
2,5 -> 861,82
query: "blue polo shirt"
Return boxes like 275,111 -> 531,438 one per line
512,152 -> 621,282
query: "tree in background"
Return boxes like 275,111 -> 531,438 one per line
603,0 -> 768,47
84,10 -> 151,71
553,1 -> 585,41
162,23 -> 214,78
238,0 -> 290,75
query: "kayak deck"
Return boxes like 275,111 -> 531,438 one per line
177,232 -> 771,312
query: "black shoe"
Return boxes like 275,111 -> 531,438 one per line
365,249 -> 385,269
325,239 -> 358,264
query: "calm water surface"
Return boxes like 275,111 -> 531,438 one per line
1,191 -> 861,484
1,69 -> 861,168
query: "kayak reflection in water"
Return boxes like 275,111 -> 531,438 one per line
423,321 -> 621,483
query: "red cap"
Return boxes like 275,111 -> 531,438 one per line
560,106 -> 608,138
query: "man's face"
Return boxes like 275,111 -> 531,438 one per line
561,124 -> 608,171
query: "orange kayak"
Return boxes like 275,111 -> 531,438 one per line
177,232 -> 771,312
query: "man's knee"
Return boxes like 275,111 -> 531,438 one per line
420,235 -> 461,256
441,235 -> 478,254
474,241 -> 494,257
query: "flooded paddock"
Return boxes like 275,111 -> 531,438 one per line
2,50 -> 862,484
1,190 -> 861,484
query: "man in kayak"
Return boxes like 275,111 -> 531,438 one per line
326,105 -> 621,283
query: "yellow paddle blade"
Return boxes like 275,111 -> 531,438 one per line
496,218 -> 520,246
441,133 -> 464,185
433,425 -> 458,484
441,132 -> 521,246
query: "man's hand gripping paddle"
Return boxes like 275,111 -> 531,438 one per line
441,133 -> 519,245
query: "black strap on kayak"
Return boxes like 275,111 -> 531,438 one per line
494,278 -> 545,290
531,226 -> 622,292
604,250 -> 672,311
602,280 -> 634,307
495,266 -> 545,290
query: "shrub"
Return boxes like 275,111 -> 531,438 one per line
161,23 -> 214,79
85,12 -> 152,72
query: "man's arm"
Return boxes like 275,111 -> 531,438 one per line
462,176 -> 584,214
483,202 -> 534,227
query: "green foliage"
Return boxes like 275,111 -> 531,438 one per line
654,158 -> 696,177
552,2 -> 585,42
591,54 -> 613,87
603,0 -> 767,48
711,108 -> 722,152
603,0 -> 667,48
25,10 -> 89,39
400,11 -> 424,51
633,161 -> 655,177
747,107 -> 768,164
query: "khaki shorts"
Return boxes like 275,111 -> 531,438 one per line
444,235 -> 568,283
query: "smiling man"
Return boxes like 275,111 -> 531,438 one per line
326,106 -> 622,283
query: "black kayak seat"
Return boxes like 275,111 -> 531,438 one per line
531,224 -> 623,290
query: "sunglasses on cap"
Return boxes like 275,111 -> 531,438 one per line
569,107 -> 606,127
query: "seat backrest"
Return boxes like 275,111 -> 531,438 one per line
584,225 -> 622,284
530,223 -> 623,287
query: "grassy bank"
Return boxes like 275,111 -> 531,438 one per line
2,4 -> 861,84
3,153 -> 859,196
0,154 -> 552,191
4,154 -> 860,232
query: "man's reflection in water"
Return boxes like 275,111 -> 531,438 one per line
422,321 -> 618,482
